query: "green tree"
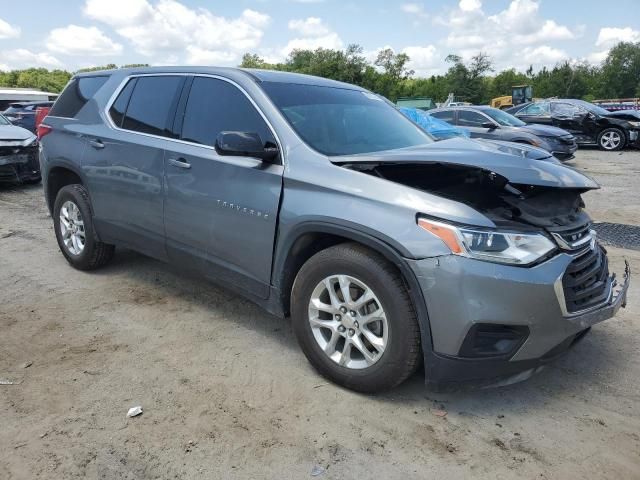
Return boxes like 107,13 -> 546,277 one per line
599,42 -> 640,98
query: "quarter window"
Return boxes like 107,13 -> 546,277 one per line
121,76 -> 184,137
108,78 -> 137,128
49,76 -> 109,118
180,77 -> 275,148
457,110 -> 487,127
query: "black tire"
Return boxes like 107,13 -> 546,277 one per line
291,243 -> 421,393
597,128 -> 625,151
53,184 -> 114,270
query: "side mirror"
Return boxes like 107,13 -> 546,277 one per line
215,131 -> 279,162
481,121 -> 497,129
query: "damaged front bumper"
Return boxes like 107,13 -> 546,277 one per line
0,142 -> 40,183
408,249 -> 630,390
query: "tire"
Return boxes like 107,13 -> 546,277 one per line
597,128 -> 625,151
53,184 -> 115,270
291,243 -> 421,393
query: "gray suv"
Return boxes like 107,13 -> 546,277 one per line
39,67 -> 630,392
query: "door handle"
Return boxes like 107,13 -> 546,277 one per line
168,157 -> 191,169
88,139 -> 104,149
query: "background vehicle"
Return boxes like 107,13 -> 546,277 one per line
592,98 -> 640,112
39,67 -> 628,392
490,85 -> 533,110
0,113 -> 39,183
506,99 -> 640,151
3,101 -> 54,133
395,96 -> 435,111
429,105 -> 577,160
399,107 -> 469,140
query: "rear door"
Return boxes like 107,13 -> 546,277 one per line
163,75 -> 283,298
82,75 -> 186,260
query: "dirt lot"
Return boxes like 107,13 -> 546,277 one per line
1,149 -> 639,479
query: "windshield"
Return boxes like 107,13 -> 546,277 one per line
569,99 -> 611,116
0,114 -> 10,125
261,82 -> 434,156
483,108 -> 526,127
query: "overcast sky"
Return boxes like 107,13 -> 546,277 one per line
1,0 -> 639,75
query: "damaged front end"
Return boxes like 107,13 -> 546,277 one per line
0,136 -> 40,184
332,139 -> 629,387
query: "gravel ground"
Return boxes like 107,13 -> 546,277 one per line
1,149 -> 639,479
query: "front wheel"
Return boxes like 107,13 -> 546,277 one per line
291,243 -> 421,392
598,128 -> 625,151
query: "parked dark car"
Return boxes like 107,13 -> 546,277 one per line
430,106 -> 578,160
3,101 -> 54,133
0,113 -> 40,183
39,67 -> 629,392
505,99 -> 640,151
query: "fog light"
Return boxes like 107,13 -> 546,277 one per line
458,324 -> 529,358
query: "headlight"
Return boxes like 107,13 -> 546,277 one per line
417,218 -> 556,265
629,121 -> 640,128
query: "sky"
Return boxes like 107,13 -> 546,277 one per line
0,0 -> 639,76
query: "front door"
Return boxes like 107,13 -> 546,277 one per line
163,76 -> 283,298
457,110 -> 497,139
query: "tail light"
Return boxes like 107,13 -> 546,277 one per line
37,124 -> 52,141
35,106 -> 50,130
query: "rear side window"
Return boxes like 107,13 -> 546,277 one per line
120,76 -> 184,137
108,78 -> 137,127
49,76 -> 108,118
180,77 -> 275,147
430,110 -> 455,124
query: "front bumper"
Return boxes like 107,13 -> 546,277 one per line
408,250 -> 630,389
0,145 -> 40,183
629,129 -> 639,147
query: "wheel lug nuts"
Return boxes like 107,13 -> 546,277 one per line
350,311 -> 356,317
348,329 -> 355,336
335,314 -> 341,321
354,321 -> 359,328
338,325 -> 346,333
340,306 -> 347,313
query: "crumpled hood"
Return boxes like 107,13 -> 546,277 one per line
0,124 -> 36,142
332,137 -> 599,190
518,123 -> 573,138
606,110 -> 640,121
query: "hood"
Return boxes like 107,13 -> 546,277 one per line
606,110 -> 640,122
331,137 -> 598,190
0,124 -> 36,142
518,123 -> 573,137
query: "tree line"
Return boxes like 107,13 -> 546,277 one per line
1,42 -> 638,104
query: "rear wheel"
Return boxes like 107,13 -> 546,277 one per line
291,243 -> 421,392
53,184 -> 114,270
598,128 -> 625,151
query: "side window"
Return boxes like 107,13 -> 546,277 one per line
122,76 -> 184,137
49,76 -> 109,118
430,110 -> 455,124
457,110 -> 487,127
181,77 -> 275,148
519,102 -> 550,117
552,102 -> 583,117
109,78 -> 137,128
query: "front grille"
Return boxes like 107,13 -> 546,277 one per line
550,223 -> 593,251
562,245 -> 610,313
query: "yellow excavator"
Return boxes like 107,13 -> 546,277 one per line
490,85 -> 533,110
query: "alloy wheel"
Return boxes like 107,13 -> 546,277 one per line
600,131 -> 622,150
308,274 -> 388,369
59,200 -> 86,255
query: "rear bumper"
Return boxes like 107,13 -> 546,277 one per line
408,251 -> 630,390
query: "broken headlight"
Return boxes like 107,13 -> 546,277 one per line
417,218 -> 556,265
